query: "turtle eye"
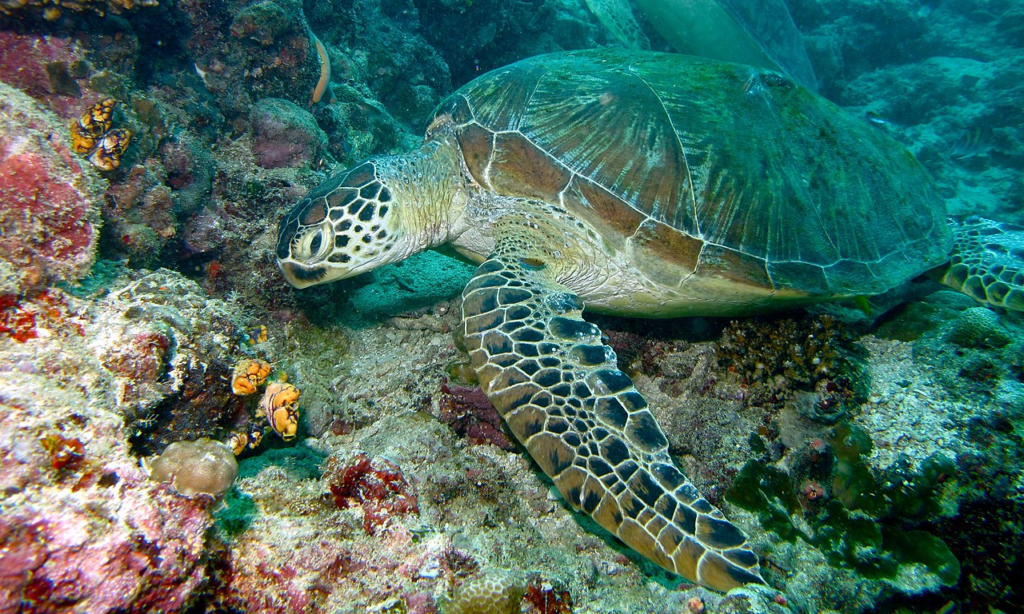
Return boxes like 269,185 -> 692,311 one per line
296,227 -> 329,260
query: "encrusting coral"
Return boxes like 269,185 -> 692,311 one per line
146,438 -> 239,497
944,306 -> 1011,349
442,574 -> 525,614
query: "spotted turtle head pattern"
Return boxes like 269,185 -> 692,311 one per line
277,160 -> 399,288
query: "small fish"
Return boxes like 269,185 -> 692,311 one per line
950,126 -> 993,160
865,111 -> 891,127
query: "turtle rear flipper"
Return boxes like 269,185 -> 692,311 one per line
943,217 -> 1024,311
461,249 -> 764,592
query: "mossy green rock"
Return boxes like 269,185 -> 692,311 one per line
884,527 -> 960,586
728,421 -> 960,587
946,307 -> 1011,349
726,459 -> 804,542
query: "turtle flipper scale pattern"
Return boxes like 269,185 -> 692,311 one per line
943,217 -> 1024,311
461,250 -> 764,592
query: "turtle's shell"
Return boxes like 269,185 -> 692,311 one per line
431,50 -> 951,299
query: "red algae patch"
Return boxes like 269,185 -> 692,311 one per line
0,82 -> 103,294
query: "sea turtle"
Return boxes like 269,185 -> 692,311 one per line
275,49 -> 1024,592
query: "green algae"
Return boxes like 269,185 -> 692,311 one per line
726,420 -> 960,586
727,459 -> 806,542
59,258 -> 127,298
813,502 -> 959,584
237,444 -> 325,480
829,422 -> 955,519
813,500 -> 894,578
884,527 -> 960,586
829,422 -> 877,511
215,487 -> 258,537
294,250 -> 473,329
214,446 -> 325,537
340,250 -> 474,325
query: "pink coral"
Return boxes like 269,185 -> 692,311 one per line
0,32 -> 81,110
0,480 -> 211,613
0,83 -> 103,292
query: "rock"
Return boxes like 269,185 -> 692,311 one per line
0,32 -> 82,107
996,7 -> 1024,46
0,280 -> 225,613
249,98 -> 328,169
0,83 -> 104,295
230,0 -> 301,46
99,270 -> 246,455
945,307 -> 1011,349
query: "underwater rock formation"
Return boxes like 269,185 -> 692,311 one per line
249,98 -> 328,169
0,271 -> 245,612
0,0 -> 155,18
0,83 -> 104,295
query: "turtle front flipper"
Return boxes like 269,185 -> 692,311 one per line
943,217 -> 1024,312
461,253 -> 765,592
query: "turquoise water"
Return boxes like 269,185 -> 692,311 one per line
0,1 -> 1022,612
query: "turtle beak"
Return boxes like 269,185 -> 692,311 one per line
278,260 -> 328,289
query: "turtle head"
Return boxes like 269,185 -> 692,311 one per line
276,160 -> 405,289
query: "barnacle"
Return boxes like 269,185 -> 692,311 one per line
231,358 -> 272,395
247,424 -> 264,449
258,382 -> 300,440
70,98 -> 115,154
227,431 -> 249,456
226,424 -> 266,455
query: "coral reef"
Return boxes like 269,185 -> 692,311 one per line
2,0 -> 1024,611
0,271 -> 243,613
100,271 -> 247,455
0,82 -> 104,294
